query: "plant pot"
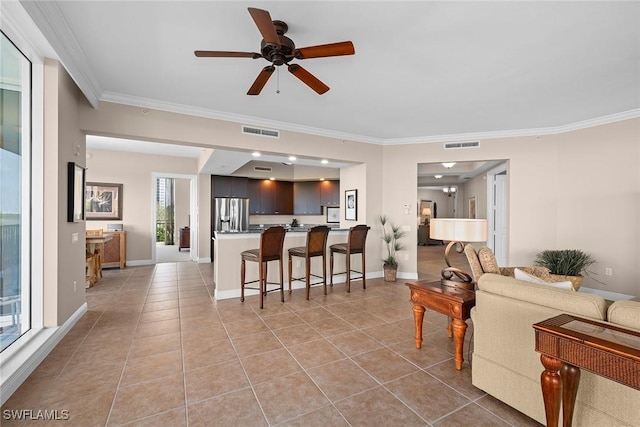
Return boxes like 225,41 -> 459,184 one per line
383,264 -> 398,282
550,274 -> 583,291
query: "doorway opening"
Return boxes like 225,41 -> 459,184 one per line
152,173 -> 198,263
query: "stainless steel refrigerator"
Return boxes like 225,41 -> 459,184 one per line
213,197 -> 250,232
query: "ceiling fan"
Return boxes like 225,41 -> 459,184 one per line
194,7 -> 355,95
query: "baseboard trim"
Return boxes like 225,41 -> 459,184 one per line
197,257 -> 212,264
126,259 -> 154,267
0,303 -> 87,405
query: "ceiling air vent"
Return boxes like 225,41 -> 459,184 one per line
242,125 -> 280,138
254,166 -> 272,172
444,141 -> 480,150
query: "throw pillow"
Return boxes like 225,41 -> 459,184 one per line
514,268 -> 573,290
463,244 -> 484,282
478,246 -> 500,274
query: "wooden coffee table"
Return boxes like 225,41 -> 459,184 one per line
405,280 -> 476,370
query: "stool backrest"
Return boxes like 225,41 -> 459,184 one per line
306,226 -> 330,257
86,229 -> 103,236
348,225 -> 370,253
260,226 -> 286,261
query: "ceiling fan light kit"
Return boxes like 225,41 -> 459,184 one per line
195,7 -> 355,95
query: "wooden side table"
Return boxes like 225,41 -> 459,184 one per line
405,280 -> 476,370
533,314 -> 640,427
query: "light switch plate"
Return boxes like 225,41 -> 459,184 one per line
71,233 -> 79,243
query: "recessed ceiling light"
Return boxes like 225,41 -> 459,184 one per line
321,159 -> 329,164
442,162 -> 456,168
288,156 -> 296,161
319,178 -> 325,181
269,177 -> 275,181
252,151 -> 261,157
434,175 -> 443,179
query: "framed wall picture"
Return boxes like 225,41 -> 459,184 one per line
345,189 -> 357,221
469,196 -> 477,219
326,206 -> 340,224
86,182 -> 123,220
67,162 -> 86,222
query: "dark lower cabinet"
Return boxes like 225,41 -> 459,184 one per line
179,227 -> 190,251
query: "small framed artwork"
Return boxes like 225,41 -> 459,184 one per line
86,182 -> 123,220
326,206 -> 340,224
469,196 -> 477,219
345,189 -> 357,221
67,162 -> 86,222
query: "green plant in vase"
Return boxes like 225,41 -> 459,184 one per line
534,249 -> 596,289
378,215 -> 406,282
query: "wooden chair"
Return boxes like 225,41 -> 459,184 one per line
86,229 -> 104,279
85,252 -> 97,287
288,225 -> 330,300
329,224 -> 370,292
240,226 -> 287,309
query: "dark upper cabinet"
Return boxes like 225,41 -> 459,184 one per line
320,180 -> 340,206
274,181 -> 293,214
259,180 -> 275,214
212,175 -> 248,198
247,179 -> 261,214
293,181 -> 322,215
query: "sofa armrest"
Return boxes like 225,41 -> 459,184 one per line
608,300 -> 640,332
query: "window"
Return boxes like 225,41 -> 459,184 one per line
0,30 -> 32,352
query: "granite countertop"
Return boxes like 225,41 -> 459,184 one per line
214,225 -> 347,236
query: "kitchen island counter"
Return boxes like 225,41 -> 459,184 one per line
213,228 -> 356,300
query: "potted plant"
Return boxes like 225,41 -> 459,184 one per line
534,249 -> 596,290
378,215 -> 406,282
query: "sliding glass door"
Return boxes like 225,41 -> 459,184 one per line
1,31 -> 32,352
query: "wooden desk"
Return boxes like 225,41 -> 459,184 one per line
405,280 -> 476,370
533,314 -> 640,427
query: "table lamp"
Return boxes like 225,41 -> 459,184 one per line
430,218 -> 488,289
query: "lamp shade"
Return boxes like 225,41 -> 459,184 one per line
422,207 -> 431,216
430,218 -> 488,242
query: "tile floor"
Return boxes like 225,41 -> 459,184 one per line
2,255 -> 541,426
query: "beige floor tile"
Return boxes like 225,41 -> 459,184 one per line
53,361 -> 124,401
386,371 -> 471,422
223,315 -> 269,338
327,330 -> 383,357
433,402 -> 511,426
260,311 -> 305,330
361,322 -> 413,345
115,407 -> 186,427
352,347 -> 419,383
142,299 -> 179,312
307,359 -> 378,402
138,307 -> 180,324
241,347 -> 302,385
145,292 -> 178,303
277,405 -> 349,427
425,359 -> 484,400
294,306 -> 339,323
107,373 -> 185,425
184,359 -> 249,404
388,338 -> 453,368
476,394 -> 543,426
134,318 -> 181,339
307,318 -> 357,337
340,311 -> 388,329
230,331 -> 283,358
183,338 -> 238,371
129,332 -> 181,359
335,386 -> 427,426
287,338 -> 346,369
187,387 -> 267,427
120,350 -> 183,386
253,372 -> 329,425
272,324 -> 323,346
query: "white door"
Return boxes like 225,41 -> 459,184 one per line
491,172 -> 508,265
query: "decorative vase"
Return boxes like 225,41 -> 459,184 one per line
383,264 -> 398,282
550,274 -> 583,291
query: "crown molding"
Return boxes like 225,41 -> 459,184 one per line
19,0 -> 102,108
382,109 -> 640,145
100,92 -> 385,145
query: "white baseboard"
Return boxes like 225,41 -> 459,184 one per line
197,257 -> 212,263
126,259 -> 154,267
0,303 -> 87,405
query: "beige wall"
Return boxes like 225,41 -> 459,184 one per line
384,119 -> 640,295
43,59 -> 87,326
175,178 -> 191,233
86,150 -> 198,263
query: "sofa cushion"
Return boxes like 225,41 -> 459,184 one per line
478,246 -> 500,274
464,244 -> 484,282
514,268 -> 573,290
607,300 -> 640,332
477,273 -> 607,320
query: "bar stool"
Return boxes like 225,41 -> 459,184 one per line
288,225 -> 330,300
240,226 -> 287,309
329,224 -> 370,292
86,229 -> 104,279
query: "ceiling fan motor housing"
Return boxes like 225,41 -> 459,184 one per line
260,20 -> 295,66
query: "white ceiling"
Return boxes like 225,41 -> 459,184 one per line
23,1 -> 640,146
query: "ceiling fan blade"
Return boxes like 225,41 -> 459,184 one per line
288,64 -> 329,94
194,50 -> 262,59
294,41 -> 355,59
247,66 -> 275,95
247,7 -> 280,47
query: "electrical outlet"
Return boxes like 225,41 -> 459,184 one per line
605,267 -> 613,276
74,280 -> 77,291
404,254 -> 409,261
402,225 -> 410,232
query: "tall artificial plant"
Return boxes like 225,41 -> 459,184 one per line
379,215 -> 406,267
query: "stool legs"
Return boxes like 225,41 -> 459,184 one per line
346,253 -> 351,293
279,257 -> 284,303
322,253 -> 327,295
329,250 -> 334,287
361,252 -> 366,289
288,254 -> 293,294
241,259 -> 246,302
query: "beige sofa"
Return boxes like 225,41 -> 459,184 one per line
471,273 -> 640,426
